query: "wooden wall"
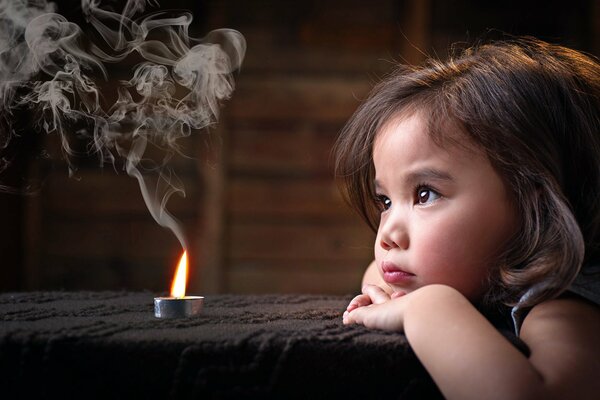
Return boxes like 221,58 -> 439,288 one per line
1,0 -> 597,294
197,0 -> 409,294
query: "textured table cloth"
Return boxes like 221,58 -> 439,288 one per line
0,292 -> 442,399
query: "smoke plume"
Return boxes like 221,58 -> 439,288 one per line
0,0 -> 246,250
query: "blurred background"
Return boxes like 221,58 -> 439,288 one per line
1,0 -> 598,295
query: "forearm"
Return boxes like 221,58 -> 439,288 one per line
403,285 -> 546,400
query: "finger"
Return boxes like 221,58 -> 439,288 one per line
362,284 -> 391,305
391,291 -> 407,299
346,294 -> 372,312
343,305 -> 369,326
342,310 -> 351,324
343,308 -> 362,325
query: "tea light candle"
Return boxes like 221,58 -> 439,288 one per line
154,296 -> 204,318
154,251 -> 203,318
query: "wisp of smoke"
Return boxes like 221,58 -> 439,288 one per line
0,0 -> 246,250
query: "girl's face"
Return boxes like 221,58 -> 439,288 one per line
372,113 -> 518,302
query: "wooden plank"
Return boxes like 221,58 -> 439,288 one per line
593,0 -> 600,57
22,159 -> 44,290
42,170 -> 200,217
195,125 -> 228,294
228,221 -> 374,261
299,24 -> 396,52
227,260 -> 366,295
205,0 -> 399,53
227,76 -> 371,122
399,0 -> 432,65
0,193 -> 21,290
38,255 -> 174,292
228,123 -> 340,175
228,177 -> 352,219
41,217 -> 191,259
241,47 -> 398,76
40,126 -> 203,171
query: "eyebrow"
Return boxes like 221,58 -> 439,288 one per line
374,168 -> 454,190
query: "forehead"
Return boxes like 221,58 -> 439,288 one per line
373,112 -> 491,178
374,111 -> 477,156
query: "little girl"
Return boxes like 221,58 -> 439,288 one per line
335,38 -> 600,399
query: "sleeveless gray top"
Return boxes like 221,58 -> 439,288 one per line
511,265 -> 600,335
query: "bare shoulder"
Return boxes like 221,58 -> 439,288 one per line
521,295 -> 600,398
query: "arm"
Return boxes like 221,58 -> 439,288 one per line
517,294 -> 600,398
345,284 -> 600,400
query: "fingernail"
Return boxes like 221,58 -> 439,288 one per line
343,311 -> 349,322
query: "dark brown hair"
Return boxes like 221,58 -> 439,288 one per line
334,38 -> 600,307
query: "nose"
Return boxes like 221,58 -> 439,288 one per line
378,211 -> 409,251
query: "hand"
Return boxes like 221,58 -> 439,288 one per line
343,284 -> 408,331
345,284 -> 390,313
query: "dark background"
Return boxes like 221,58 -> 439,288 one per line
1,0 -> 598,294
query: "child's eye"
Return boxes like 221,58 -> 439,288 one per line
376,195 -> 392,211
416,186 -> 441,205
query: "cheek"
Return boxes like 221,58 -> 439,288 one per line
419,198 -> 515,264
415,242 -> 490,300
410,213 -> 498,296
373,230 -> 386,261
412,224 -> 473,273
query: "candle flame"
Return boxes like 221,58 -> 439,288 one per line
170,251 -> 188,298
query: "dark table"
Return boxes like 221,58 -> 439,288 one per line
0,292 -> 442,399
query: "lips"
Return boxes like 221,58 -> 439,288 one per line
381,261 -> 415,285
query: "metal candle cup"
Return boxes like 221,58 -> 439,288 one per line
154,296 -> 204,318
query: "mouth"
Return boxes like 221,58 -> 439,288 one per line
381,261 -> 415,285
